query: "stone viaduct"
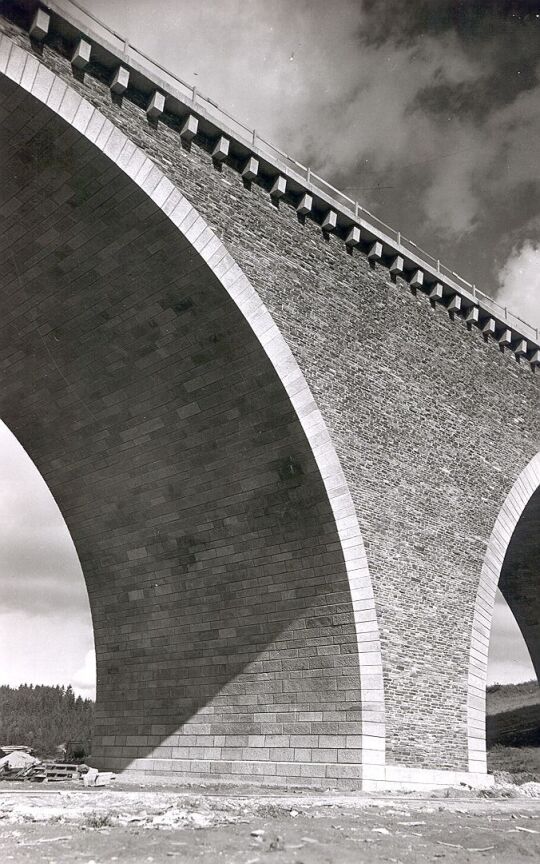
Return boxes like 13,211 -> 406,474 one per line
0,0 -> 538,790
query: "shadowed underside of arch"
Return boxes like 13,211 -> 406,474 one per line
468,453 -> 540,772
0,38 -> 384,786
499,488 -> 540,680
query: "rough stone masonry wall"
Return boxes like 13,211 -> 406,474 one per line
1,12 -> 539,773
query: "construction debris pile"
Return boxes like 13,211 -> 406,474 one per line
0,748 -> 114,785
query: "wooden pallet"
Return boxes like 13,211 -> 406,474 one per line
0,766 -> 35,781
30,762 -> 80,782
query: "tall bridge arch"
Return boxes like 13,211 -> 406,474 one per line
0,34 -> 384,788
468,453 -> 540,772
0,2 -> 538,790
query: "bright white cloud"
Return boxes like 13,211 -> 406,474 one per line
72,649 -> 97,699
0,609 -> 95,697
497,240 -> 540,332
487,590 -> 536,686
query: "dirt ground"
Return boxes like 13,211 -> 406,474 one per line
1,781 -> 540,864
488,744 -> 540,779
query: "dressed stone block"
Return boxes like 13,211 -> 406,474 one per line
30,8 -> 50,40
110,66 -> 129,94
147,91 -> 165,119
297,193 -> 312,215
178,114 -> 197,142
71,39 -> 91,69
212,136 -> 229,161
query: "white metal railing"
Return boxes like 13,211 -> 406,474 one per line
47,0 -> 539,345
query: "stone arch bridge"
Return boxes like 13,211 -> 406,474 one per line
0,1 -> 538,790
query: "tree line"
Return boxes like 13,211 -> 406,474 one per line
0,684 -> 94,757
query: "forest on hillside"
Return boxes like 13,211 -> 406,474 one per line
0,684 -> 94,757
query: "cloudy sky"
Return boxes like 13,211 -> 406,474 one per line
0,422 -> 94,697
83,0 -> 540,328
1,0 -> 539,696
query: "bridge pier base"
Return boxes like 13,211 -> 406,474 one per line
363,766 -> 494,792
100,761 -> 494,791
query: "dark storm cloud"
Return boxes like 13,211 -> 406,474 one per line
363,0 -> 540,46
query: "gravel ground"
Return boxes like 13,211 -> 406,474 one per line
1,781 -> 540,863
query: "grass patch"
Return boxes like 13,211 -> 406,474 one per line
84,811 -> 114,829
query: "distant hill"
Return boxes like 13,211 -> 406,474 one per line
487,680 -> 539,716
487,680 -> 539,748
